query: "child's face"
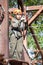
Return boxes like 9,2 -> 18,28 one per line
16,14 -> 22,20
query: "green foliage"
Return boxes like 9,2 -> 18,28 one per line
27,14 -> 43,49
24,0 -> 43,6
9,0 -> 17,7
27,34 -> 37,49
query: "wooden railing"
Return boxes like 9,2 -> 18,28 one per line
8,59 -> 29,65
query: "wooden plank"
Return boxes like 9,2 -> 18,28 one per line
7,59 -> 29,65
9,8 -> 18,13
26,5 -> 43,11
34,50 -> 43,53
32,60 -> 42,64
28,8 -> 43,25
9,5 -> 43,12
0,0 -> 9,58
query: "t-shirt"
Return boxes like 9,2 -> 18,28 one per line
11,15 -> 26,31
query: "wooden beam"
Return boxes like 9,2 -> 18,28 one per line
32,60 -> 42,64
26,5 -> 43,11
28,8 -> 43,25
9,8 -> 18,13
0,0 -> 9,58
7,59 -> 29,65
9,5 -> 43,12
34,50 -> 43,53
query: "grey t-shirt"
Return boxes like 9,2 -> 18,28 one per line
11,17 -> 20,28
11,15 -> 26,29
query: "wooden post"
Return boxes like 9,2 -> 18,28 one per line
0,0 -> 9,58
28,8 -> 43,25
